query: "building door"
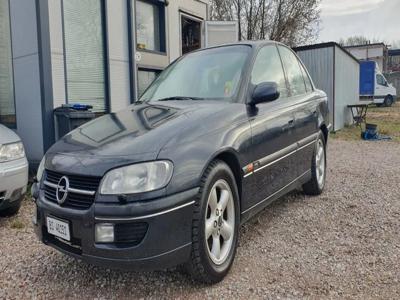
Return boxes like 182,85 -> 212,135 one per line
181,13 -> 202,55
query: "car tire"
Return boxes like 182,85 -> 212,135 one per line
302,132 -> 326,196
185,160 -> 240,284
384,95 -> 393,107
0,202 -> 21,217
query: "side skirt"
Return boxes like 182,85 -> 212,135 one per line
240,170 -> 312,224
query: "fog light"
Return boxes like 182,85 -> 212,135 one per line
95,223 -> 114,243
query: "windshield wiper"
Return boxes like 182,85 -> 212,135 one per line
156,96 -> 205,101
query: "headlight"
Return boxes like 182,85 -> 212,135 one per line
0,142 -> 25,163
100,161 -> 173,195
36,157 -> 45,182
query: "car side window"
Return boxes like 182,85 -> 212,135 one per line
299,61 -> 313,92
278,46 -> 307,97
251,45 -> 289,98
376,74 -> 387,86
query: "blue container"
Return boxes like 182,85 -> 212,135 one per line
359,61 -> 376,96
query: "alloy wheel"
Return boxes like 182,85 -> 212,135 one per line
205,179 -> 235,265
316,139 -> 325,188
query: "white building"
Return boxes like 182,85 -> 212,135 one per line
0,0 -> 237,166
294,42 -> 360,132
345,43 -> 388,73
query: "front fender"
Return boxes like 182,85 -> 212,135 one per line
157,120 -> 252,196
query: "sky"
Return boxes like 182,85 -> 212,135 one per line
318,0 -> 400,46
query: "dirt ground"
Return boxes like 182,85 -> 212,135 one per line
332,101 -> 400,142
1,137 -> 400,299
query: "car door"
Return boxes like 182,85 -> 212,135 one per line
244,45 -> 299,211
277,46 -> 319,177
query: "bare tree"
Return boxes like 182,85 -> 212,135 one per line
338,36 -> 370,47
209,0 -> 321,46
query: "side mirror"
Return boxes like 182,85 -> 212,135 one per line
250,82 -> 280,106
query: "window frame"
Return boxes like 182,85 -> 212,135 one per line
297,58 -> 314,93
249,44 -> 290,100
0,0 -> 17,128
61,0 -> 110,113
277,45 -> 308,98
134,0 -> 167,54
179,11 -> 204,56
376,74 -> 387,86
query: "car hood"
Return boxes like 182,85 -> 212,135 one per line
46,101 -> 240,176
0,124 -> 20,145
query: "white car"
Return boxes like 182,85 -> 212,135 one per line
0,124 -> 29,215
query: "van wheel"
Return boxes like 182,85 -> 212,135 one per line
185,160 -> 239,284
303,132 -> 326,196
384,96 -> 393,107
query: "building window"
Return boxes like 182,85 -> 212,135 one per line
0,0 -> 16,127
138,69 -> 161,97
63,0 -> 107,112
136,0 -> 165,52
181,14 -> 202,55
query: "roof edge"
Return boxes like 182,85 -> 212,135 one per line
293,42 -> 360,64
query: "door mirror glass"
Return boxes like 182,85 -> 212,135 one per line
250,82 -> 280,105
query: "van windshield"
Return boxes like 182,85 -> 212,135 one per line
140,45 -> 251,102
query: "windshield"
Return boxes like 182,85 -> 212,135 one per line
140,45 -> 252,102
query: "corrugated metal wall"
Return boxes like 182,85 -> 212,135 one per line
296,47 -> 334,127
334,45 -> 360,131
296,45 -> 360,131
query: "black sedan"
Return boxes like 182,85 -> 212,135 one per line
32,41 -> 330,283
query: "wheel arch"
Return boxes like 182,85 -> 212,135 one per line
201,148 -> 243,213
319,123 -> 329,144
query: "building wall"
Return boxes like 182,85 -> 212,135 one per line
9,0 -> 45,162
6,0 -> 209,163
296,47 -> 334,128
334,45 -> 360,131
167,0 -> 208,62
48,0 -> 132,113
388,51 -> 400,72
346,45 -> 386,72
105,0 -> 132,112
48,0 -> 66,109
296,45 -> 360,131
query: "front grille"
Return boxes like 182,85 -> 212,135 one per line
46,170 -> 101,191
114,222 -> 148,246
44,170 -> 101,210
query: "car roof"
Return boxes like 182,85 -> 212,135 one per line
192,40 -> 286,54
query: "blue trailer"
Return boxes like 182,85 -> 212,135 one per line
359,61 -> 397,106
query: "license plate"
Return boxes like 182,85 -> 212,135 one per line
47,216 -> 70,241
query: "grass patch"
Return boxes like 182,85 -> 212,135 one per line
11,219 -> 25,229
332,102 -> 400,142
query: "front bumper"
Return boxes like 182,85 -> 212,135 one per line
0,157 -> 28,210
33,185 -> 198,270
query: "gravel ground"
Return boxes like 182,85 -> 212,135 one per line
1,139 -> 400,299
